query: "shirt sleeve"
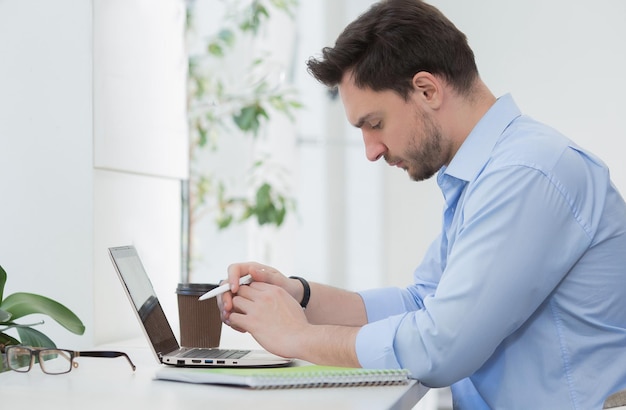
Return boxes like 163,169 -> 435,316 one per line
358,232 -> 445,320
356,234 -> 444,368
356,158 -> 595,386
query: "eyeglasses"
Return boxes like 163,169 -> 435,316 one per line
5,345 -> 136,374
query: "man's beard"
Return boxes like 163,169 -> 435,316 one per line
386,109 -> 445,182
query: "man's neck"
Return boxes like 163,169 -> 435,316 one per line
441,80 -> 496,160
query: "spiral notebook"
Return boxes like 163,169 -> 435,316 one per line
155,365 -> 411,389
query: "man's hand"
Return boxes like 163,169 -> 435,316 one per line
217,262 -> 302,330
228,281 -> 309,358
215,261 -> 365,367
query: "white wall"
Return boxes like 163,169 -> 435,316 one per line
92,0 -> 188,346
0,0 -> 94,348
0,0 -> 188,349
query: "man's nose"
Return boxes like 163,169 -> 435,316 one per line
363,131 -> 385,162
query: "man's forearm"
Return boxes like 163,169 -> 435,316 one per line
288,279 -> 368,326
296,323 -> 362,367
286,280 -> 367,367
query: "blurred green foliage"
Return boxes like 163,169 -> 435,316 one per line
186,0 -> 301,234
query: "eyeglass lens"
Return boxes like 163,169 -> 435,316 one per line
7,347 -> 73,374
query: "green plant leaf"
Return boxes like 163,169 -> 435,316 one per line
207,42 -> 224,57
270,0 -> 298,16
0,293 -> 85,335
240,2 -> 270,34
256,183 -> 272,208
217,28 -> 235,47
197,123 -> 208,147
0,308 -> 11,323
289,100 -> 304,109
0,332 -> 20,349
16,326 -> 57,348
216,214 -> 234,230
233,104 -> 268,135
0,265 -> 6,302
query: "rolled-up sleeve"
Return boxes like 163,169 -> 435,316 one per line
355,287 -> 419,369
355,313 -> 406,369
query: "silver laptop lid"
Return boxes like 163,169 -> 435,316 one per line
109,245 -> 180,362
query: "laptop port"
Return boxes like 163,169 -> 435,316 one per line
205,360 -> 213,364
177,360 -> 185,365
216,360 -> 225,364
192,359 -> 201,364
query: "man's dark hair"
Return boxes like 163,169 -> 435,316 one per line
306,0 -> 478,100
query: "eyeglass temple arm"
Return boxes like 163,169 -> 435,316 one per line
76,351 -> 137,371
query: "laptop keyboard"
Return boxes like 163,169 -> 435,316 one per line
181,348 -> 250,360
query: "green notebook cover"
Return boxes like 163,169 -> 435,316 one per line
155,365 -> 411,389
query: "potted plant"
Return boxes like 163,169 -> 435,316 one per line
0,265 -> 85,372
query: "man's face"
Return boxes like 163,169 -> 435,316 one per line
338,74 -> 448,182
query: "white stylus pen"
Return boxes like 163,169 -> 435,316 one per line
198,274 -> 253,301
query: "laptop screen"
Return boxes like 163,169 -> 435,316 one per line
109,245 -> 180,360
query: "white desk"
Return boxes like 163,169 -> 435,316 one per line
1,329 -> 429,410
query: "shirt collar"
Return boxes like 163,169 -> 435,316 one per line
442,93 -> 522,182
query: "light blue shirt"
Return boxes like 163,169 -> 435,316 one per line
356,94 -> 626,409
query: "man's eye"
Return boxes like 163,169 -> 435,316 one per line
371,122 -> 382,130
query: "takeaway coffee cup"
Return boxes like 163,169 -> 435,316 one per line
176,283 -> 222,348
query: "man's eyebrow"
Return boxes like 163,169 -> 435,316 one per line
353,113 -> 379,128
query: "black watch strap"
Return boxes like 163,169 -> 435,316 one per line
289,276 -> 311,309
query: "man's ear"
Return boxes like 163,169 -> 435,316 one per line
412,72 -> 442,109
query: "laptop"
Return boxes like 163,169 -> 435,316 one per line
108,245 -> 293,367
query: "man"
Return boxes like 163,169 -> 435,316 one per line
217,0 -> 626,408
